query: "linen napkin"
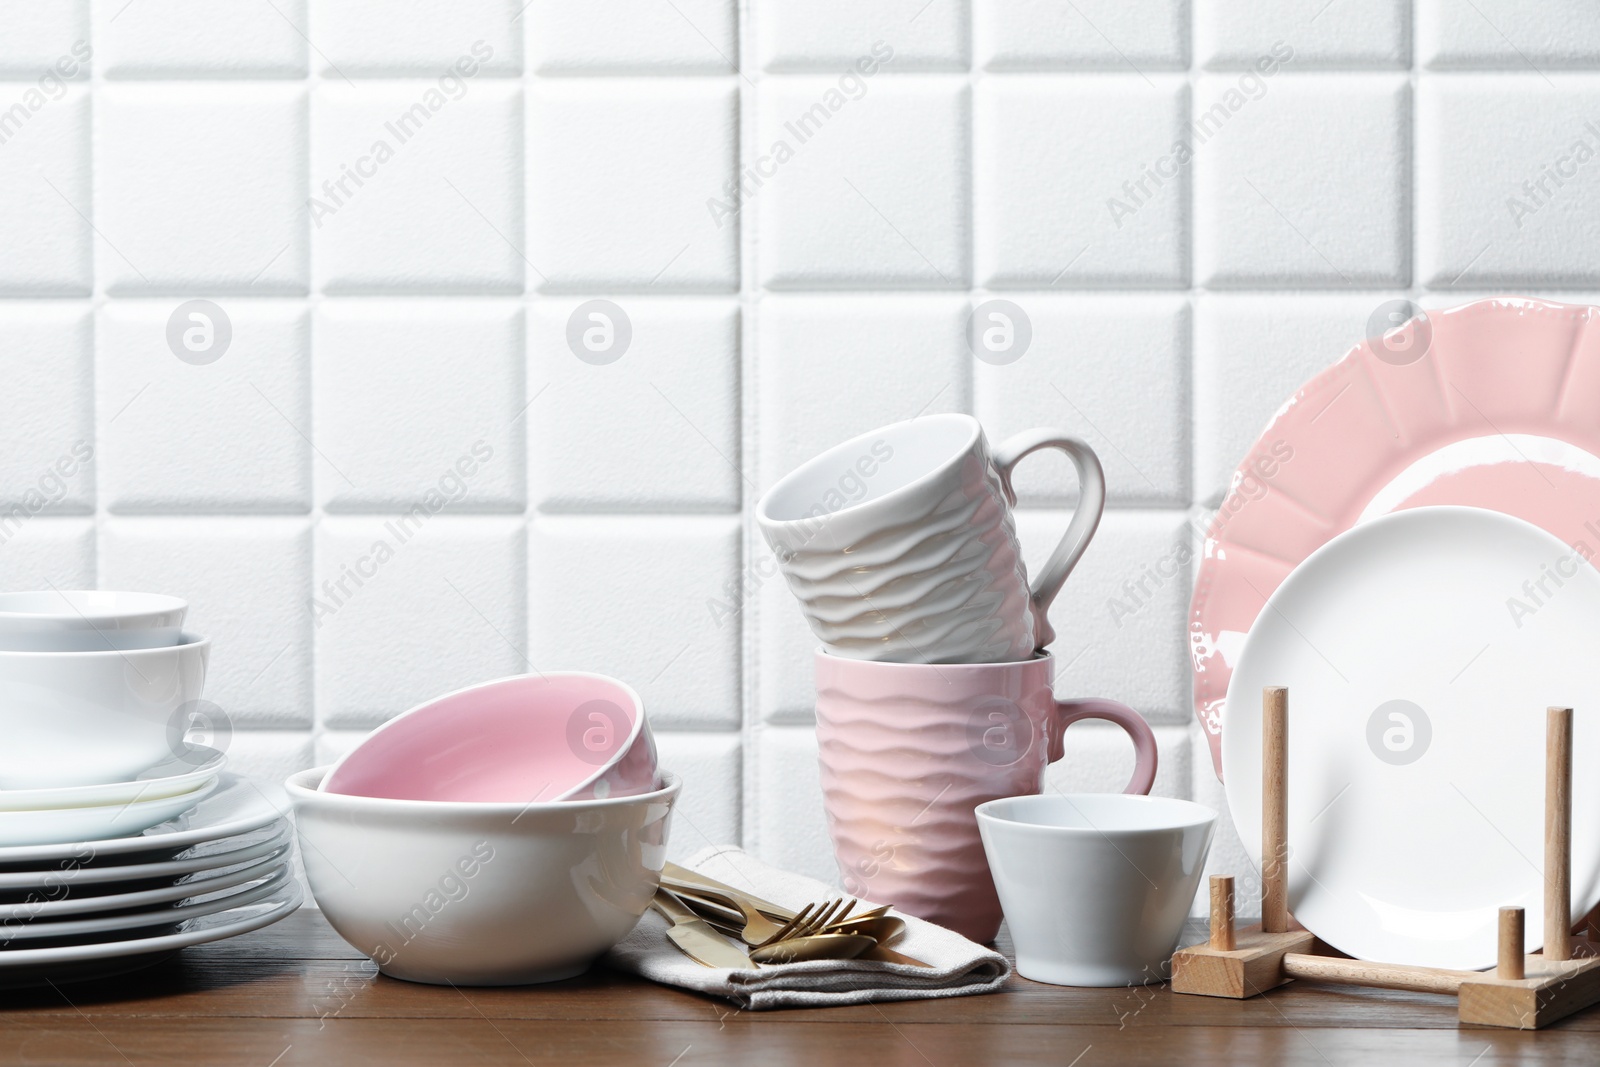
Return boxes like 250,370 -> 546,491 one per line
604,845 -> 1011,1010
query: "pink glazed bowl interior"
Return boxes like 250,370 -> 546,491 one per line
320,673 -> 658,803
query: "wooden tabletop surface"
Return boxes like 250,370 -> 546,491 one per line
4,909 -> 1598,1066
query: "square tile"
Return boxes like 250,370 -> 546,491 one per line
1190,724 -> 1256,915
526,0 -> 736,74
751,725 -> 836,885
96,84 -> 308,294
0,303 -> 94,514
1017,508 -> 1191,723
311,0 -> 523,77
1418,75 -> 1600,287
0,519 -> 94,588
0,85 -> 90,295
315,516 -> 526,728
527,79 -> 737,292
314,299 -> 525,512
0,1 -> 88,75
529,297 -> 740,512
976,0 -> 1187,71
528,515 -> 741,730
1196,0 -> 1406,70
654,732 -> 741,859
1419,0 -> 1600,69
754,538 -> 823,724
755,0 -> 967,71
757,75 -> 969,288
1043,723 -> 1191,800
311,80 -> 523,294
755,294 -> 971,491
1194,293 -> 1391,506
101,518 -> 313,728
974,294 -> 1190,506
313,729 -> 368,765
223,730 -> 315,793
976,75 -> 1188,288
1195,73 -> 1410,287
95,0 -> 308,77
97,300 -> 311,513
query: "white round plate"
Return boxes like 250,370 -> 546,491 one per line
0,774 -> 284,865
0,863 -> 292,943
0,881 -> 302,980
0,850 -> 285,920
1224,506 -> 1600,970
0,746 -> 225,813
0,821 -> 288,890
0,777 -> 219,848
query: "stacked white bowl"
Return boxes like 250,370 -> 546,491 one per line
0,591 -> 298,987
289,672 -> 677,985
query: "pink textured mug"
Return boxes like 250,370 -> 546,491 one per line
815,650 -> 1157,943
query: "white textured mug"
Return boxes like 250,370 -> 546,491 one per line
977,794 -> 1216,986
755,413 -> 1106,664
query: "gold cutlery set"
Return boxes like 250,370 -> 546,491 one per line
651,862 -> 930,969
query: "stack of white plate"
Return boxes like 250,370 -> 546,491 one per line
0,773 -> 301,986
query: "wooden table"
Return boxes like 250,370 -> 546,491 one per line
4,911 -> 1597,1065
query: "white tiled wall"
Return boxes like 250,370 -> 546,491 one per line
4,1 -> 1599,916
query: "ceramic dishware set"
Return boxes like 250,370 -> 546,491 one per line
759,413 -> 1201,976
1166,298 -> 1600,1028
0,590 -> 297,985
289,671 -> 678,985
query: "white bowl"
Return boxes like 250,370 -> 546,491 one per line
286,767 -> 680,986
0,591 -> 187,652
0,632 -> 211,789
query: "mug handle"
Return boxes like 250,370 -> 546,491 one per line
1049,697 -> 1158,795
990,430 -> 1107,649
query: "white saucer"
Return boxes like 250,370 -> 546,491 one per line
0,881 -> 302,981
0,821 -> 289,890
0,777 -> 219,847
0,863 -> 292,943
0,774 -> 283,865
0,850 -> 284,921
0,747 -> 226,813
1224,506 -> 1600,969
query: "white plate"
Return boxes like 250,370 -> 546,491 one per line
0,863 -> 292,943
0,774 -> 284,865
0,821 -> 288,890
0,850 -> 285,920
1224,506 -> 1600,969
0,881 -> 302,981
0,746 -> 225,812
0,777 -> 219,847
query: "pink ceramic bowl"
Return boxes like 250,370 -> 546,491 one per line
320,673 -> 658,803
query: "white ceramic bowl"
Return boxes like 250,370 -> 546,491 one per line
286,767 -> 680,986
0,591 -> 187,652
977,793 -> 1216,987
0,633 -> 211,789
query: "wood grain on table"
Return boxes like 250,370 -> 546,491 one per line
2,912 -> 1597,1066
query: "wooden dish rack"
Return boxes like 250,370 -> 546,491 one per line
1171,687 -> 1600,1029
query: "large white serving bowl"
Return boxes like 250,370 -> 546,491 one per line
0,633 -> 210,789
286,767 -> 679,986
0,591 -> 187,652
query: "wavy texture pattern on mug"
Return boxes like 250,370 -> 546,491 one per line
815,657 -> 1056,942
776,455 -> 1035,664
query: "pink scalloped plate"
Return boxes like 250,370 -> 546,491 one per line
1192,297 -> 1600,779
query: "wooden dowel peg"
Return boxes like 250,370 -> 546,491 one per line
1209,876 -> 1236,951
1262,687 -> 1289,934
1498,907 -> 1525,980
1548,707 -> 1573,962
